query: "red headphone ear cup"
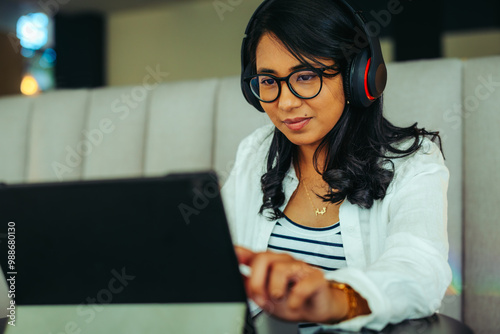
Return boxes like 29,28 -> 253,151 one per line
348,48 -> 374,108
368,62 -> 387,99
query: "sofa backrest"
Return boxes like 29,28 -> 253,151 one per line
462,56 -> 500,333
384,58 -> 464,319
0,59 -> 466,186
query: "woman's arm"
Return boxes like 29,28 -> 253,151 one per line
234,246 -> 371,324
322,140 -> 452,331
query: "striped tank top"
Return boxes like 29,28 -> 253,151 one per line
267,215 -> 347,333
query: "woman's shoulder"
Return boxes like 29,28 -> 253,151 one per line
386,135 -> 448,187
389,135 -> 442,160
235,123 -> 275,161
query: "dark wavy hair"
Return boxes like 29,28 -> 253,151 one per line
244,0 -> 443,220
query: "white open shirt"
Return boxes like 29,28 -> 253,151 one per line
221,124 -> 452,332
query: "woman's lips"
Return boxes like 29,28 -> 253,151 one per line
283,117 -> 312,131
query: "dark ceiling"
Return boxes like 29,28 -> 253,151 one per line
1,0 -> 499,35
362,0 -> 500,35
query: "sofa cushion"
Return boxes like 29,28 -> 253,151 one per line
463,55 -> 500,333
27,89 -> 90,182
82,86 -> 150,180
212,76 -> 270,184
143,78 -> 219,176
0,95 -> 33,183
384,58 -> 464,319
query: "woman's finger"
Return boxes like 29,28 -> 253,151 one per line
248,251 -> 294,305
267,260 -> 296,301
286,269 -> 326,312
234,245 -> 255,265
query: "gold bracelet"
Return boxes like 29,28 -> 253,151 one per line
330,282 -> 358,322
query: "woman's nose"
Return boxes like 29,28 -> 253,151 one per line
278,82 -> 302,111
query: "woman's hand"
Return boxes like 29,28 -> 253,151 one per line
234,245 -> 350,323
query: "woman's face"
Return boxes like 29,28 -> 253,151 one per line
255,33 -> 346,149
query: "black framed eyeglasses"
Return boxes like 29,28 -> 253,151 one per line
244,66 -> 339,103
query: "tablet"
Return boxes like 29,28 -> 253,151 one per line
0,172 -> 254,334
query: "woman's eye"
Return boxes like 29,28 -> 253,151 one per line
297,72 -> 317,81
260,77 -> 276,85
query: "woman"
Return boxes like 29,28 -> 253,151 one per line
222,0 -> 452,331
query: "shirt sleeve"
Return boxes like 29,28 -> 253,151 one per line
220,124 -> 273,245
321,139 -> 452,331
220,140 -> 243,244
220,126 -> 272,317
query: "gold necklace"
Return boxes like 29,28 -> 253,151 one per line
303,181 -> 327,216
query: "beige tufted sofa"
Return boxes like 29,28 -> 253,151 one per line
0,56 -> 499,333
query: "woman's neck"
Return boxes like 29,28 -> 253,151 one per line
295,144 -> 327,181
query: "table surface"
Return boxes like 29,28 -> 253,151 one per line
0,312 -> 474,334
321,314 -> 474,334
253,313 -> 474,334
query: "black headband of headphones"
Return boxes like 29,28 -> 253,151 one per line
240,0 -> 387,110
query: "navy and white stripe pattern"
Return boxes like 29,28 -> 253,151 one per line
267,215 -> 347,334
268,215 -> 347,272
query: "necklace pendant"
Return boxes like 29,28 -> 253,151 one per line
315,207 -> 327,216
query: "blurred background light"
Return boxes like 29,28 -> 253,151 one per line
20,74 -> 39,95
16,12 -> 49,51
20,47 -> 35,58
32,68 -> 54,91
39,48 -> 57,68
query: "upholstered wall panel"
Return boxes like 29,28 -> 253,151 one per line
82,86 -> 149,180
213,76 -> 270,185
144,78 -> 218,176
27,90 -> 90,182
463,56 -> 500,334
384,58 -> 464,320
0,95 -> 33,183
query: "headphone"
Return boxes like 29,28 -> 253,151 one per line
240,0 -> 387,111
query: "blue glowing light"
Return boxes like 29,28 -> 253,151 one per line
43,48 -> 56,62
20,47 -> 35,58
32,69 -> 54,91
39,48 -> 57,68
16,13 -> 49,50
31,13 -> 49,27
